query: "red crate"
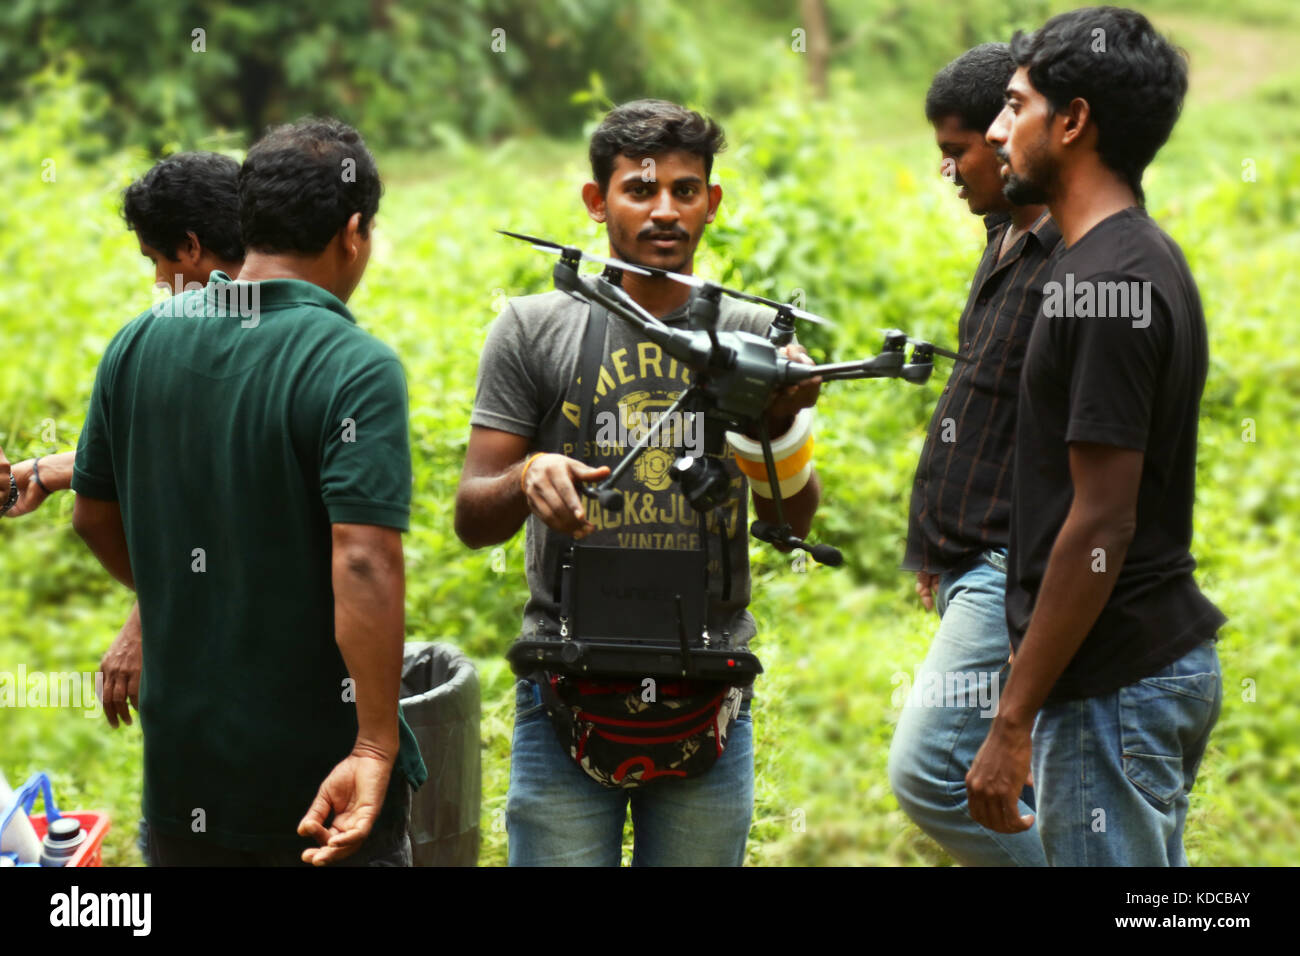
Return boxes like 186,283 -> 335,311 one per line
1,773 -> 111,867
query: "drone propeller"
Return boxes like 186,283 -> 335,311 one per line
499,230 -> 835,328
618,261 -> 836,328
497,229 -> 654,276
708,286 -> 836,328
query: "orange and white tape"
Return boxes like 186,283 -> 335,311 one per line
726,408 -> 814,498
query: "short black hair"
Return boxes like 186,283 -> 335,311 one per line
122,152 -> 243,262
925,43 -> 1015,133
589,99 -> 726,194
1010,6 -> 1188,203
238,117 -> 382,255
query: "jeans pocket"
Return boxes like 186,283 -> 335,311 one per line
515,678 -> 546,724
1119,669 -> 1219,806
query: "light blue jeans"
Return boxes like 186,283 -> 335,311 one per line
888,551 -> 1048,866
506,678 -> 754,866
1032,638 -> 1221,866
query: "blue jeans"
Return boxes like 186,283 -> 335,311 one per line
506,678 -> 754,866
1032,638 -> 1221,866
888,552 -> 1047,866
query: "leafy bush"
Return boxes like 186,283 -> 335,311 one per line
2,8 -> 1298,867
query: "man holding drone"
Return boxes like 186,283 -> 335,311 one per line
454,99 -> 822,866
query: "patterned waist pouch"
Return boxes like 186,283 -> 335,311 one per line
535,672 -> 744,789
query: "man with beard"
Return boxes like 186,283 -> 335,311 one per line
455,99 -> 822,866
889,42 -> 1058,867
970,7 -> 1225,865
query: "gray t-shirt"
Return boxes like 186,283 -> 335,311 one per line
470,288 -> 777,656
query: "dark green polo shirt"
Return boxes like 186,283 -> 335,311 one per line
73,272 -> 426,851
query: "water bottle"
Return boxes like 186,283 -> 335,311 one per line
39,817 -> 87,867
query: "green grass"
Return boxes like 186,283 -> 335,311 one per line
2,9 -> 1298,866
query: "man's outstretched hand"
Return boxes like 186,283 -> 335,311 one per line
297,746 -> 395,866
4,452 -> 74,517
521,454 -> 610,540
6,459 -> 50,517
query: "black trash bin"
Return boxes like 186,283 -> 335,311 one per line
400,641 -> 480,866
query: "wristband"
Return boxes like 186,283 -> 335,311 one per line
726,408 -> 814,498
33,457 -> 52,495
519,452 -> 546,493
1,475 -> 17,516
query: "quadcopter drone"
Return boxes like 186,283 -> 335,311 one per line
499,229 -> 963,563
498,229 -> 965,682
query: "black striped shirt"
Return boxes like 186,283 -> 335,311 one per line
903,210 -> 1063,574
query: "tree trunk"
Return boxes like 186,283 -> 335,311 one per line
801,0 -> 831,100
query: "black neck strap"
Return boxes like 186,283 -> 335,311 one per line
575,302 -> 608,464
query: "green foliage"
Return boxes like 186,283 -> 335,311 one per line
0,0 -> 802,150
0,1 -> 642,148
2,6 -> 1298,867
0,0 -> 1059,151
829,0 -> 1053,85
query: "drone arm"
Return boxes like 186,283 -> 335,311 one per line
590,385 -> 698,501
561,267 -> 672,337
798,356 -> 907,382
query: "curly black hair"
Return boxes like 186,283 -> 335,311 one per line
589,99 -> 726,194
925,43 -> 1015,134
122,152 -> 243,262
1010,6 -> 1188,203
238,117 -> 382,255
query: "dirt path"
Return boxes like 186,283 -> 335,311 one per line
1156,13 -> 1300,102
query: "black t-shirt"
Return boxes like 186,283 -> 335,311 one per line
1007,207 -> 1226,700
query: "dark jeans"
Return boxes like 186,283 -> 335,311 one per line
147,780 -> 413,867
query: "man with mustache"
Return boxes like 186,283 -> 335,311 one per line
889,43 -> 1059,866
456,99 -> 822,865
970,7 -> 1225,865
